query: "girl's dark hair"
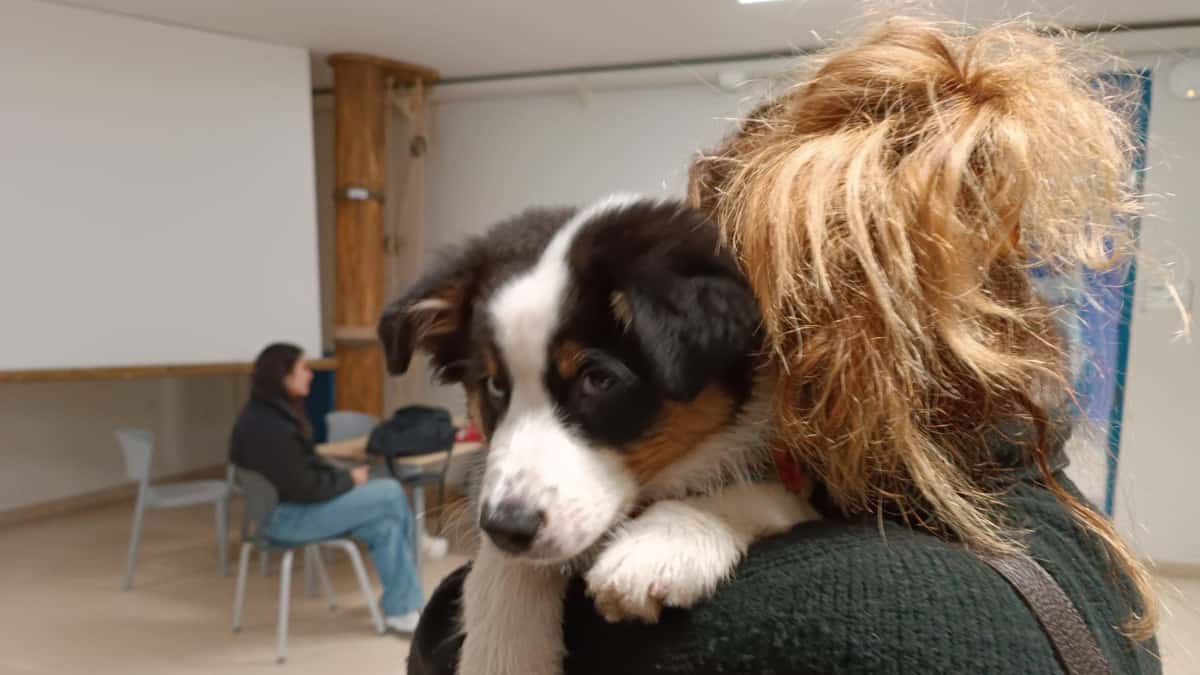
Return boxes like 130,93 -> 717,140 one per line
251,342 -> 304,404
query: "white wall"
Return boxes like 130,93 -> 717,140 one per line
425,84 -> 749,253
1114,54 -> 1200,567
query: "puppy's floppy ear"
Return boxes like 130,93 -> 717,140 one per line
618,254 -> 760,401
377,249 -> 480,383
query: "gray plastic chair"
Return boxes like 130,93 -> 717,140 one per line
326,410 -> 379,442
230,467 -> 385,664
117,429 -> 230,590
226,463 -> 275,577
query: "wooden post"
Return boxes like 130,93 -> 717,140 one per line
327,54 -> 437,416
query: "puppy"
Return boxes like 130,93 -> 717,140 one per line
379,195 -> 817,675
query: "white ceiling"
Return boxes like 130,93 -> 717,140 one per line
45,0 -> 1200,87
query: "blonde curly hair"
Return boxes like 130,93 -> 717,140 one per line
690,16 -> 1156,638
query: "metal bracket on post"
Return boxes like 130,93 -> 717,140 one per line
333,324 -> 379,346
335,185 -> 385,203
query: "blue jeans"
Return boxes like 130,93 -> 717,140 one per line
263,479 -> 423,616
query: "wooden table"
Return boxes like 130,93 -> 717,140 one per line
317,434 -> 484,565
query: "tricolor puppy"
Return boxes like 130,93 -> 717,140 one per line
379,195 -> 816,675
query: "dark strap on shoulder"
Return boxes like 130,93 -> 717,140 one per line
977,553 -> 1113,675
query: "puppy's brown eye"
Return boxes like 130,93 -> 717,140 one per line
580,368 -> 617,398
485,375 -> 509,402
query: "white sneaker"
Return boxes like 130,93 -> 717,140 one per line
386,611 -> 420,635
421,534 -> 449,559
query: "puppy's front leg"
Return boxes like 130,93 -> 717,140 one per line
459,541 -> 569,675
586,481 -> 817,623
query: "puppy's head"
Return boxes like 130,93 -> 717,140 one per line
379,195 -> 761,563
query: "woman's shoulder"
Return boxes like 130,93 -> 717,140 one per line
233,397 -> 291,434
411,488 -> 1158,675
410,519 -> 1062,675
559,518 -> 1063,675
229,398 -> 299,462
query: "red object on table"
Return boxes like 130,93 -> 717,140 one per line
455,424 -> 483,443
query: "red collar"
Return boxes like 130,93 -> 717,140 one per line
772,447 -> 809,493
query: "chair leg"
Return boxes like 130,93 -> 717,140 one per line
416,483 -> 449,561
277,550 -> 295,664
436,474 -> 448,535
333,541 -> 385,634
312,545 -> 337,610
233,542 -> 252,632
229,493 -> 239,549
123,495 -> 146,591
303,547 -> 317,598
411,485 -> 424,571
412,485 -> 426,535
215,498 -> 229,577
260,549 -> 270,577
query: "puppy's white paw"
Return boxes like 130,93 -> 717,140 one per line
584,504 -> 739,624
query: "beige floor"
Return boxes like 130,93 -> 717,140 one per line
0,500 -> 467,674
2,501 -> 1198,675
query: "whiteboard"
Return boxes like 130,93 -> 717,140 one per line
0,0 -> 322,370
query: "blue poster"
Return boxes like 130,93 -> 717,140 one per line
1035,70 -> 1152,514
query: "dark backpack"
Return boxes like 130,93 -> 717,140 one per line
367,405 -> 456,458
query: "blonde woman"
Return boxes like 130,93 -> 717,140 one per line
409,18 -> 1160,675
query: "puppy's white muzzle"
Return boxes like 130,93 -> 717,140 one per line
479,407 -> 637,563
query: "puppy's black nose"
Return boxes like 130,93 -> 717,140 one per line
480,500 -> 544,554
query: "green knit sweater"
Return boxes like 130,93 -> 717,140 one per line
410,461 -> 1160,674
